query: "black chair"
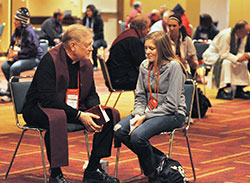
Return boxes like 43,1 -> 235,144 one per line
5,76 -> 90,183
98,56 -> 135,108
40,39 -> 49,58
114,79 -> 196,181
194,41 -> 211,95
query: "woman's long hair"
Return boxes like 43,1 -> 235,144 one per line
145,31 -> 187,77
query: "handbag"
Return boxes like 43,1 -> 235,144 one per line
157,157 -> 189,183
192,87 -> 211,118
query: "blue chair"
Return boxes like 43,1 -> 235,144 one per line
5,76 -> 90,183
40,39 -> 49,57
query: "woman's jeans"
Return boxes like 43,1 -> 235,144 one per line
114,113 -> 185,176
1,58 -> 39,91
92,39 -> 107,67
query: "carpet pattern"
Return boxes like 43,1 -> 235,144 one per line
0,63 -> 250,183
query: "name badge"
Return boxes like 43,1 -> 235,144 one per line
65,88 -> 79,109
146,97 -> 158,111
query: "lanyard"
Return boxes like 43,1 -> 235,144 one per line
147,64 -> 160,101
65,72 -> 80,109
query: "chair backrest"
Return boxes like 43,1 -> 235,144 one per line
194,42 -> 210,61
40,39 -> 49,57
183,79 -> 195,126
98,57 -> 114,92
118,20 -> 126,32
10,76 -> 32,115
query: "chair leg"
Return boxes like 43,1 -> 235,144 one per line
38,130 -> 48,183
185,134 -> 196,181
195,85 -> 201,119
113,92 -> 122,108
5,129 -> 27,180
84,130 -> 90,160
168,132 -> 175,158
104,92 -> 112,106
114,147 -> 120,177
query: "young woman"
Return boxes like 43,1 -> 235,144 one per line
114,31 -> 187,183
82,4 -> 107,71
168,14 -> 198,78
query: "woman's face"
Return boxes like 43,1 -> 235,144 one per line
145,39 -> 157,63
14,18 -> 22,29
86,8 -> 93,18
168,19 -> 181,37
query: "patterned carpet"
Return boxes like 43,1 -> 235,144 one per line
0,59 -> 250,183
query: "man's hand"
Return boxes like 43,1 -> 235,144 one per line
237,53 -> 249,62
129,114 -> 146,135
78,112 -> 103,133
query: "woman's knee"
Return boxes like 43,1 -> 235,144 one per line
130,131 -> 146,147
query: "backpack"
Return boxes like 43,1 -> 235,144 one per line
157,157 -> 189,183
192,87 -> 211,118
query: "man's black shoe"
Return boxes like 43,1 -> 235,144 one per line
49,174 -> 68,183
83,168 -> 120,183
216,89 -> 233,100
235,90 -> 250,99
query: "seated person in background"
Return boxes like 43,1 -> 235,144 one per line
82,4 -> 107,71
40,9 -> 64,46
147,9 -> 161,27
172,3 -> 192,36
22,24 -> 120,183
193,13 -> 219,40
244,32 -> 250,72
125,1 -> 142,29
149,10 -> 174,34
114,31 -> 187,183
0,7 -> 42,102
168,14 -> 198,77
203,20 -> 250,100
106,15 -> 150,90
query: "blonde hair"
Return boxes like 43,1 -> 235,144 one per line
145,31 -> 187,77
62,24 -> 92,49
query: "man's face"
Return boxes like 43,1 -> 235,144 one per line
237,24 -> 250,38
73,37 -> 93,61
141,23 -> 150,37
57,14 -> 64,22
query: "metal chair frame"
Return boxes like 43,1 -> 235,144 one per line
98,56 -> 135,108
5,76 -> 90,183
167,79 -> 196,181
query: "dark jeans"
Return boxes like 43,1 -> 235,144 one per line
92,39 -> 107,67
114,113 -> 185,176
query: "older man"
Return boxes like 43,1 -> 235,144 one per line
23,24 -> 120,183
203,20 -> 250,100
107,15 -> 150,90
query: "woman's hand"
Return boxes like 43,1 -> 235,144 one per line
78,112 -> 103,133
129,114 -> 146,135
